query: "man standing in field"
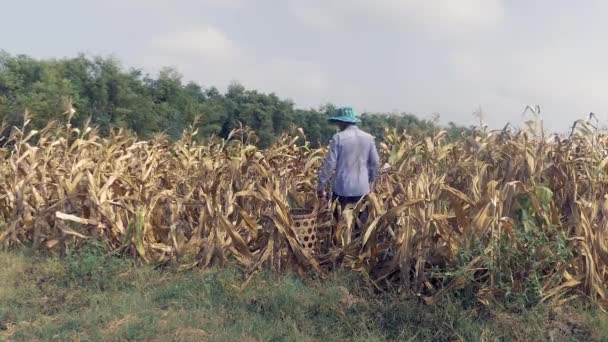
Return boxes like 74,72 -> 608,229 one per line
316,106 -> 380,214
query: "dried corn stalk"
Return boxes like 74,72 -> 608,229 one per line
0,117 -> 607,308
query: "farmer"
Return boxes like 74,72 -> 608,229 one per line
316,107 -> 380,218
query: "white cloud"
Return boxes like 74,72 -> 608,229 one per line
203,0 -> 243,9
107,0 -> 243,9
116,1 -> 608,131
288,0 -> 505,36
141,26 -> 334,108
446,41 -> 608,130
287,1 -> 340,31
149,26 -> 241,63
244,58 -> 331,102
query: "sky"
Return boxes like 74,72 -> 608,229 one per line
1,0 -> 608,132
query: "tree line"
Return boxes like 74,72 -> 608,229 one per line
0,51 -> 471,147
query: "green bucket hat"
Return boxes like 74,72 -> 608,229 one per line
329,107 -> 361,124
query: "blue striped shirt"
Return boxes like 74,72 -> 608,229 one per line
317,125 -> 380,197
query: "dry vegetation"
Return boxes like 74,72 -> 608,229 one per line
1,113 -> 607,310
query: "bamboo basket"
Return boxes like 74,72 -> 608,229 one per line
290,208 -> 317,255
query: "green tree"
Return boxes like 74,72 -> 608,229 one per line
0,51 -> 471,146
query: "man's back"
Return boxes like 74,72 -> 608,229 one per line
317,125 -> 379,197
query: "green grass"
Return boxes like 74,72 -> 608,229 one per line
1,246 -> 606,341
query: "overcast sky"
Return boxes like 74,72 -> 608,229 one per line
2,0 -> 607,131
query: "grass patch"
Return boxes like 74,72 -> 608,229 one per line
1,247 -> 606,341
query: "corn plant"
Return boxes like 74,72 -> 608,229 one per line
0,114 -> 606,309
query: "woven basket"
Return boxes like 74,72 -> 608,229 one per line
290,208 -> 317,254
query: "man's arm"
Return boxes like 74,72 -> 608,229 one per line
317,135 -> 339,193
368,138 -> 380,185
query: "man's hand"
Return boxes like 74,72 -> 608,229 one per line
317,190 -> 328,209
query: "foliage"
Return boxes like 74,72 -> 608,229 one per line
0,111 -> 607,312
0,51 -> 470,147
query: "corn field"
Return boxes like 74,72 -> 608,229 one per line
1,115 -> 607,309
